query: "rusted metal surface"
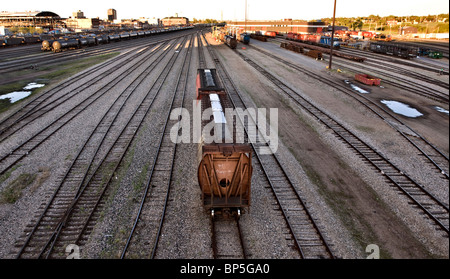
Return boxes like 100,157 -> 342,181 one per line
196,68 -> 253,212
288,40 -> 365,62
355,73 -> 381,86
198,147 -> 252,209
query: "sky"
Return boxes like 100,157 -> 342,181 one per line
1,0 -> 449,21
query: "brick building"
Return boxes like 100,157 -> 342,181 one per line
162,16 -> 189,26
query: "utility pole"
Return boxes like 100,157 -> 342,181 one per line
245,0 -> 247,33
328,0 -> 337,70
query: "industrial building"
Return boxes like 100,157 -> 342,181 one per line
0,11 -> 61,29
107,9 -> 117,21
227,19 -> 329,34
162,16 -> 189,26
65,17 -> 100,31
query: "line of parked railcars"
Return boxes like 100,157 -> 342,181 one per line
212,28 -> 239,49
196,68 -> 253,217
369,41 -> 419,59
41,26 -> 194,52
1,36 -> 42,47
286,32 -> 341,49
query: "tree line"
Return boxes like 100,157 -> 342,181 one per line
321,14 -> 449,33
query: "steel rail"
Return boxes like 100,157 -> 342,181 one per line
14,39 -> 179,258
120,35 -> 193,259
234,48 -> 449,235
248,44 -> 449,180
42,37 -> 189,259
0,29 -> 196,74
0,42 -> 169,176
203,32 -> 335,259
0,45 -> 152,142
211,215 -> 247,259
0,30 -> 198,136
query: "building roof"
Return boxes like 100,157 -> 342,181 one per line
0,11 -> 60,18
163,16 -> 188,20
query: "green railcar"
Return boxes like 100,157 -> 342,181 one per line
428,51 -> 443,59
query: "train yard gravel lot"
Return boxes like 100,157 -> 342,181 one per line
0,29 -> 448,259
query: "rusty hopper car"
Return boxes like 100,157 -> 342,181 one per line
196,69 -> 253,217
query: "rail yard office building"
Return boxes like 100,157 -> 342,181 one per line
227,20 -> 329,34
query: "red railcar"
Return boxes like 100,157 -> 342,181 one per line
265,31 -> 277,37
355,74 -> 381,86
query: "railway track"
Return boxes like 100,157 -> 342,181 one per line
120,35 -> 193,259
0,30 -> 198,141
231,46 -> 449,236
325,55 -> 449,103
247,44 -> 449,180
273,37 -> 449,74
338,46 -> 449,75
0,31 -> 183,73
211,214 -> 247,259
197,32 -> 248,259
271,38 -> 449,103
0,45 -> 150,141
12,36 -> 190,258
0,29 -> 196,77
202,32 -> 335,259
0,41 -> 175,176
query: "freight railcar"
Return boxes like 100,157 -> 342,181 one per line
196,68 -> 253,217
1,37 -> 24,47
224,35 -> 237,49
369,41 -> 418,59
287,32 -> 340,49
52,39 -> 80,52
23,36 -> 41,44
238,33 -> 250,45
41,40 -> 54,51
39,26 -> 194,52
265,31 -> 277,38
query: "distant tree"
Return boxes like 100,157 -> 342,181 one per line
352,19 -> 363,31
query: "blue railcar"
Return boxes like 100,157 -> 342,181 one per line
239,33 -> 250,45
319,36 -> 340,49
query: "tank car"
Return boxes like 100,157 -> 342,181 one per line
224,35 -> 237,49
130,32 -> 138,39
23,36 -> 40,44
52,39 -> 80,52
119,33 -> 130,40
108,34 -> 120,42
78,36 -> 97,47
96,34 -> 109,44
41,40 -> 55,51
196,69 -> 253,217
2,37 -> 24,47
